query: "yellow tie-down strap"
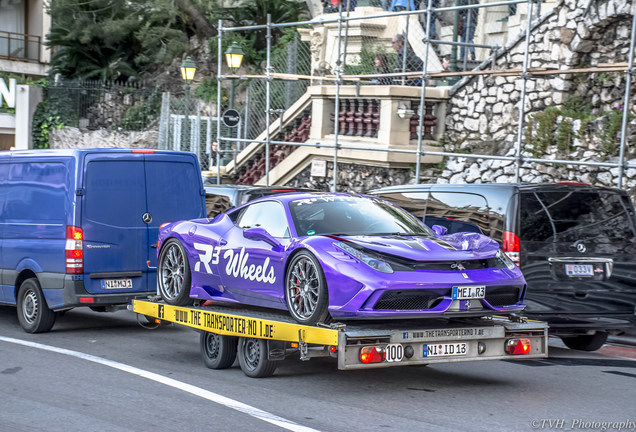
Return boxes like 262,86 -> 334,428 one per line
134,300 -> 339,346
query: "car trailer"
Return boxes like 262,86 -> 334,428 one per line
131,298 -> 548,378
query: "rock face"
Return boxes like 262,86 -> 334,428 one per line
438,0 -> 636,201
51,127 -> 159,149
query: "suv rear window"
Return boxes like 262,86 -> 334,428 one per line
520,190 -> 636,242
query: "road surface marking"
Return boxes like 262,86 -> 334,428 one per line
0,335 -> 319,432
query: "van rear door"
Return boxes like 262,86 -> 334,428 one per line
81,154 -> 150,294
144,154 -> 206,273
519,188 -> 636,319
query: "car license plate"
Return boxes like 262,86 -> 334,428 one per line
385,344 -> 404,362
423,342 -> 468,357
101,279 -> 133,289
452,285 -> 485,300
565,264 -> 593,277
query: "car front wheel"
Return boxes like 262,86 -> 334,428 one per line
285,251 -> 330,325
158,238 -> 192,306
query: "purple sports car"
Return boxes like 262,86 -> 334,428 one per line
157,193 -> 526,324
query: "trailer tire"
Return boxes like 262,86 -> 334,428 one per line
200,332 -> 238,369
561,331 -> 608,351
158,238 -> 192,306
17,278 -> 56,333
237,338 -> 277,378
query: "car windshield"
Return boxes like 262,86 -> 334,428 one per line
289,196 -> 433,237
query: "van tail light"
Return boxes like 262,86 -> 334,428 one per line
360,346 -> 385,364
65,226 -> 84,274
503,231 -> 520,267
505,338 -> 532,355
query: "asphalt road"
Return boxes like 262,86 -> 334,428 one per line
1,306 -> 635,432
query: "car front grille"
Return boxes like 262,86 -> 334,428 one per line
484,285 -> 522,307
373,290 -> 445,310
411,257 -> 501,270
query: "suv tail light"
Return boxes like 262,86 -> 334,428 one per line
65,226 -> 84,274
503,231 -> 520,267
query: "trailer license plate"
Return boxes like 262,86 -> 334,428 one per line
565,264 -> 593,277
385,344 -> 404,362
101,279 -> 133,289
452,285 -> 485,300
423,343 -> 468,357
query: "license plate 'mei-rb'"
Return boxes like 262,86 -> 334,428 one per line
565,264 -> 593,277
101,279 -> 133,289
452,285 -> 485,300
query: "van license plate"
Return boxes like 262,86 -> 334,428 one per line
452,285 -> 485,300
423,343 -> 468,357
565,264 -> 593,277
101,279 -> 133,289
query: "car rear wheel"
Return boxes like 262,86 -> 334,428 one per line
200,332 -> 238,369
17,278 -> 56,333
158,239 -> 192,306
237,338 -> 277,378
561,331 -> 608,351
285,251 -> 330,325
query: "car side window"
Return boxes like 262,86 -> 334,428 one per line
427,192 -> 492,237
237,201 -> 290,238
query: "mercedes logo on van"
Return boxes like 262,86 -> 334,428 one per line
142,213 -> 152,224
576,242 -> 586,253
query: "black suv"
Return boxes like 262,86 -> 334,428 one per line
370,183 -> 636,351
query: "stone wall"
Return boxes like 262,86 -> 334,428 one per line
50,127 -> 159,149
440,0 -> 636,198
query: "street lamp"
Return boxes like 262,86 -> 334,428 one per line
224,42 -> 244,109
180,56 -> 197,152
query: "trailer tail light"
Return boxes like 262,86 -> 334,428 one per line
65,226 -> 84,274
360,346 -> 384,364
505,338 -> 531,355
503,231 -> 520,267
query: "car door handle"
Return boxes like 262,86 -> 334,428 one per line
151,243 -> 157,249
219,239 -> 228,246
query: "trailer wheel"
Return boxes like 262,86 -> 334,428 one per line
285,251 -> 330,325
237,338 -> 277,378
158,239 -> 192,306
200,332 -> 238,369
16,278 -> 56,333
561,332 -> 608,351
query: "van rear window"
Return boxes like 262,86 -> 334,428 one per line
520,190 -> 636,242
5,162 -> 67,222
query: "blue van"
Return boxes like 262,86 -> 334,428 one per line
0,149 -> 207,333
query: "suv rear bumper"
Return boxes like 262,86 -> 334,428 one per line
527,314 -> 635,335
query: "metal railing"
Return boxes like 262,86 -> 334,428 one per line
0,30 -> 41,62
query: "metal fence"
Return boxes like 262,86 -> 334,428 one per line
48,78 -> 162,131
242,34 -> 312,141
215,0 -> 636,191
157,92 -> 240,171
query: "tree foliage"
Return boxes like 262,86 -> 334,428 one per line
47,0 -> 191,80
46,0 -> 309,79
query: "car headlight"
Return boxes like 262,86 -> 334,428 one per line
335,242 -> 394,273
497,249 -> 516,270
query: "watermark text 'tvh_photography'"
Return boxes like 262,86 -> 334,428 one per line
531,419 -> 636,431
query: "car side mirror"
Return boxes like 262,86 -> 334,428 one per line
243,227 -> 281,247
431,225 -> 448,236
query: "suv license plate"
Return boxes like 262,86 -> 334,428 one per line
565,264 -> 593,277
423,343 -> 468,357
452,285 -> 485,300
101,279 -> 133,289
